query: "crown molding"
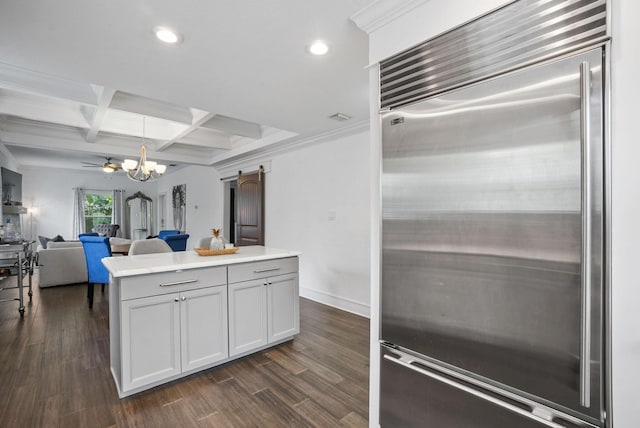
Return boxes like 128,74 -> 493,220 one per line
210,120 -> 369,171
217,160 -> 273,182
350,0 -> 429,34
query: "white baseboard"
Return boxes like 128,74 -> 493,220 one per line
300,286 -> 370,318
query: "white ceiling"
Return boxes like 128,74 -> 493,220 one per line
0,0 -> 373,173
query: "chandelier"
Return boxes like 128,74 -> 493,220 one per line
121,117 -> 167,182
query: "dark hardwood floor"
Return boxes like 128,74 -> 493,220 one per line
0,275 -> 369,427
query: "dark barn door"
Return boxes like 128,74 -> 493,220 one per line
236,170 -> 264,246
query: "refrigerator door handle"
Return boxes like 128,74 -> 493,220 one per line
579,60 -> 592,409
383,353 -> 575,428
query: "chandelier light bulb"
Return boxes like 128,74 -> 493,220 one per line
122,159 -> 138,172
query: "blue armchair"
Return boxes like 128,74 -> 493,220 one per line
79,236 -> 112,309
158,230 -> 180,239
159,233 -> 190,251
78,232 -> 99,238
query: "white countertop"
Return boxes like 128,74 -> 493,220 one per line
102,245 -> 301,278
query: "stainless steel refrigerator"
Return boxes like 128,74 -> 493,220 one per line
380,45 -> 606,427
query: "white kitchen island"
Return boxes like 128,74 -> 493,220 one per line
103,245 -> 301,398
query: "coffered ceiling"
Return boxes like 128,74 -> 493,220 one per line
0,0 -> 374,173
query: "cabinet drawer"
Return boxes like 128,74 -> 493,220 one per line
120,266 -> 227,300
228,257 -> 298,284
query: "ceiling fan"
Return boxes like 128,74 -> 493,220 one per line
81,156 -> 122,173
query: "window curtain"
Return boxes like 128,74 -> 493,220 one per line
112,189 -> 125,237
72,188 -> 86,237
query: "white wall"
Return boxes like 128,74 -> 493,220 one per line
19,163 -> 224,252
265,131 -> 371,317
610,1 -> 640,427
366,0 -> 639,427
155,165 -> 224,250
20,166 -> 151,241
367,64 -> 382,428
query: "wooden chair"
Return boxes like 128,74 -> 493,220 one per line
79,236 -> 112,309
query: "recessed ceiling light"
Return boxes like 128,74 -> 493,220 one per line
154,27 -> 182,44
309,40 -> 329,56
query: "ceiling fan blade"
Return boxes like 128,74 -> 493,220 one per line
80,156 -> 124,171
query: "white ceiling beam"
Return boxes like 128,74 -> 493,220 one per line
0,62 -> 97,105
110,91 -> 194,124
0,127 -> 137,157
99,110 -> 189,140
171,128 -> 232,150
0,126 -> 208,166
201,114 -> 263,139
0,90 -> 89,128
85,86 -> 116,142
157,111 -> 230,152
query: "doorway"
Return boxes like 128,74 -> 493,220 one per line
227,181 -> 236,245
223,168 -> 264,246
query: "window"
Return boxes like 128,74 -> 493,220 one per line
84,193 -> 113,232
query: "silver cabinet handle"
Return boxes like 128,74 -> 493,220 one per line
254,267 -> 280,273
383,354 -> 567,428
174,297 -> 179,302
160,279 -> 198,287
579,60 -> 592,408
181,296 -> 186,301
269,277 -> 291,285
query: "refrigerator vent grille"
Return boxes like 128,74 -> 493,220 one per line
379,0 -> 607,110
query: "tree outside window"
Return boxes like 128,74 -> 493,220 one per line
84,194 -> 113,232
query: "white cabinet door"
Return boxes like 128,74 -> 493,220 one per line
229,279 -> 267,356
122,293 -> 181,391
180,285 -> 228,372
267,273 -> 299,343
